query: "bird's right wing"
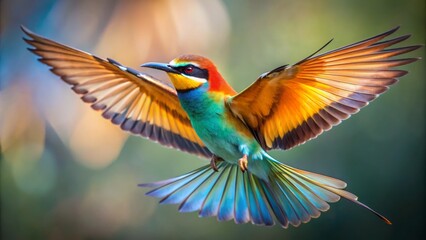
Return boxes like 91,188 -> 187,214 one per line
228,27 -> 420,151
22,26 -> 212,158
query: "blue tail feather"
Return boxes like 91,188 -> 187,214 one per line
140,166 -> 210,199
280,176 -> 322,219
276,162 -> 341,203
259,181 -> 288,227
246,174 -> 264,225
234,167 -> 250,224
179,164 -> 227,212
140,158 -> 391,227
198,164 -> 230,217
250,175 -> 274,225
284,175 -> 329,213
217,166 -> 237,221
273,178 -> 302,227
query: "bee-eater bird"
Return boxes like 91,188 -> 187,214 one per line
22,26 -> 420,228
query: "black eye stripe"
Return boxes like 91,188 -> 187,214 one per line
172,65 -> 209,80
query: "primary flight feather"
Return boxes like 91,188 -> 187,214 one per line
22,26 -> 420,228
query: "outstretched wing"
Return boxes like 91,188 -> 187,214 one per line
228,27 -> 420,150
22,26 -> 212,158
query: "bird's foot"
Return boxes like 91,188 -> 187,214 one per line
238,154 -> 248,172
210,155 -> 223,172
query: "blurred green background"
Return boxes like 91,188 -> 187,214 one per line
0,0 -> 424,239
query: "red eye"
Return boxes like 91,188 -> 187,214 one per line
184,66 -> 193,74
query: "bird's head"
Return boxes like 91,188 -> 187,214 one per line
141,54 -> 235,94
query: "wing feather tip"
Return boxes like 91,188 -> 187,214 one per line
384,26 -> 400,36
81,95 -> 97,103
20,25 -> 33,36
91,103 -> 106,111
71,86 -> 88,94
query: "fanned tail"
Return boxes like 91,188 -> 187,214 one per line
139,159 -> 390,227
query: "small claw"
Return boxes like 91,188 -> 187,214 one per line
238,155 -> 248,172
210,159 -> 219,172
210,155 -> 223,172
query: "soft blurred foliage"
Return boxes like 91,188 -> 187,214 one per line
0,0 -> 424,239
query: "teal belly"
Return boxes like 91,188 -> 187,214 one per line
193,119 -> 260,164
192,117 -> 270,179
176,88 -> 262,164
192,119 -> 244,163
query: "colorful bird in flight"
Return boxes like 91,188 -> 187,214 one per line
22,26 -> 420,228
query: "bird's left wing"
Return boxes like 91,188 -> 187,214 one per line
228,27 -> 420,150
22,26 -> 212,158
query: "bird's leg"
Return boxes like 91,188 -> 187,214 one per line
238,154 -> 248,172
210,154 -> 223,172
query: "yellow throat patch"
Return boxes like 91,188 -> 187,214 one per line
167,73 -> 207,91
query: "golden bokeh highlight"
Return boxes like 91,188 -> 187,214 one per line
69,108 -> 127,169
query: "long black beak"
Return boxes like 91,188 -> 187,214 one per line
140,62 -> 180,74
